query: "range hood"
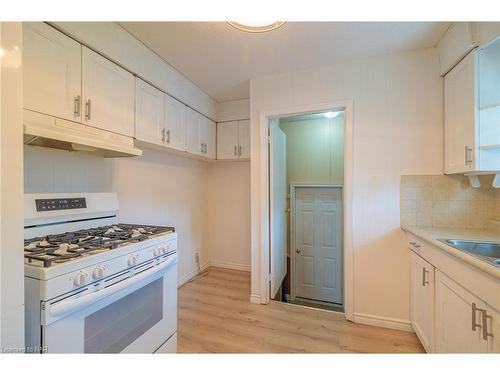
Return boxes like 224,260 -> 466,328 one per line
23,109 -> 142,158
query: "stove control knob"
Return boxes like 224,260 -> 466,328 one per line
127,254 -> 137,267
92,266 -> 105,280
74,272 -> 87,287
154,247 -> 162,257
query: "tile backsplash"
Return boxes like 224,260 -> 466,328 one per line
400,174 -> 500,233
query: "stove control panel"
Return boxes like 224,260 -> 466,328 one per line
35,197 -> 87,212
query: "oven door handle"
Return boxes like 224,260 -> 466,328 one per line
49,255 -> 177,318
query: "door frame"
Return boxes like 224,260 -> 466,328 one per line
253,99 -> 354,322
290,183 -> 343,303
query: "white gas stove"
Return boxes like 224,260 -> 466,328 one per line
24,192 -> 178,353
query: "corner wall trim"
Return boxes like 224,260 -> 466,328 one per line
250,294 -> 262,304
353,313 -> 414,332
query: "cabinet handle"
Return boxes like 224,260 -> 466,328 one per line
161,128 -> 166,143
85,99 -> 92,121
481,310 -> 494,341
166,129 -> 171,144
234,146 -> 237,156
472,303 -> 483,332
239,145 -> 242,157
409,241 -> 421,248
465,146 -> 472,166
201,143 -> 204,153
74,95 -> 81,118
421,267 -> 429,286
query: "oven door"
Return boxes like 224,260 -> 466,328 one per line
42,254 -> 177,353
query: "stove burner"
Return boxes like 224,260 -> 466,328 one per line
24,224 -> 174,267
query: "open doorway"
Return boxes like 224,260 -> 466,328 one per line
270,110 -> 345,313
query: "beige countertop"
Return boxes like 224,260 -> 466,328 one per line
402,226 -> 500,280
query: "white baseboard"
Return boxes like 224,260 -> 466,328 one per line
177,268 -> 198,288
209,259 -> 251,272
353,313 -> 414,332
250,294 -> 262,304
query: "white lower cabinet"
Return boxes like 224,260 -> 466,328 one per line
409,244 -> 499,353
435,270 -> 489,353
410,252 -> 435,352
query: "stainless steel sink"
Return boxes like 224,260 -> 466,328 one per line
438,239 -> 500,268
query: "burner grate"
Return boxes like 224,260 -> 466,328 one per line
24,224 -> 174,267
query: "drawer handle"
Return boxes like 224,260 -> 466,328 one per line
422,267 -> 429,286
472,303 -> 483,332
481,310 -> 494,341
409,241 -> 421,248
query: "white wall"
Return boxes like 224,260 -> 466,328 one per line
24,146 -> 209,286
250,48 -> 443,326
206,161 -> 251,271
0,22 -> 24,349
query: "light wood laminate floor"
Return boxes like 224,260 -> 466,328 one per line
177,267 -> 424,353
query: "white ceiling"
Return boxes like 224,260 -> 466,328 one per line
120,22 -> 450,103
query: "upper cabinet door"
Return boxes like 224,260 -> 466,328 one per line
444,51 -> 477,174
217,121 -> 239,160
238,120 -> 250,159
204,117 -> 216,159
135,78 -> 164,146
82,47 -> 135,137
164,95 -> 186,152
23,22 -> 82,122
185,107 -> 201,156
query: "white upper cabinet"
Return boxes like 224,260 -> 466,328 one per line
135,78 -> 164,146
185,107 -> 202,156
437,22 -> 478,76
23,22 -> 82,122
444,51 -> 476,174
82,46 -> 135,137
238,120 -> 250,159
216,120 -> 250,160
444,37 -> 500,174
184,107 -> 215,159
410,252 -> 435,353
200,117 -> 216,159
217,121 -> 239,159
164,94 -> 186,152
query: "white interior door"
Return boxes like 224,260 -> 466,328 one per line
269,119 -> 287,299
294,187 -> 343,304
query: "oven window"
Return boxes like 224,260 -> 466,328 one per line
84,277 -> 163,353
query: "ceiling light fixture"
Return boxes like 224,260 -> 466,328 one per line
323,111 -> 342,119
227,21 -> 286,33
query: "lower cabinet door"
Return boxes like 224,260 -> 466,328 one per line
435,270 -> 488,353
410,251 -> 435,352
486,306 -> 500,353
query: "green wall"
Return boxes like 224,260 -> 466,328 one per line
279,114 -> 344,194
